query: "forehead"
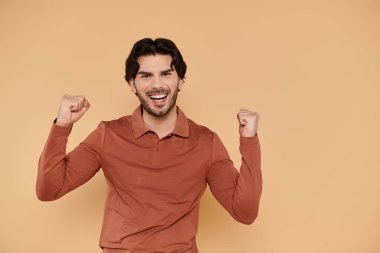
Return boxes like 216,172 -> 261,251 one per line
137,54 -> 173,72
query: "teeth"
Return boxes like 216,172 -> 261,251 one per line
149,94 -> 167,99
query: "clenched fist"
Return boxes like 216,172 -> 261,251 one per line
237,108 -> 259,137
55,94 -> 91,127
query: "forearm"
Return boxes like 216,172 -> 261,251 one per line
36,123 -> 73,201
231,135 -> 262,224
207,133 -> 263,225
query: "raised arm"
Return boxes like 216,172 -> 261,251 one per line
36,95 -> 105,201
206,109 -> 262,225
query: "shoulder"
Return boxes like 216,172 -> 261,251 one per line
100,115 -> 131,128
98,115 -> 132,131
187,118 -> 218,140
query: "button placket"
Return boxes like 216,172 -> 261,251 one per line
151,140 -> 160,168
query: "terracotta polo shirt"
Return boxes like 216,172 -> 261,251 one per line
36,105 -> 262,253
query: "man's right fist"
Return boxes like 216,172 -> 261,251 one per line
55,94 -> 91,127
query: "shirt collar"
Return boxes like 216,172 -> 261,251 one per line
131,105 -> 190,139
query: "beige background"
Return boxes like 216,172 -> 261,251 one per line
1,0 -> 379,252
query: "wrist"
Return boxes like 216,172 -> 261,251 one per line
54,118 -> 73,127
240,134 -> 259,145
240,132 -> 257,137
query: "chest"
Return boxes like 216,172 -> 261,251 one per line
100,131 -> 210,200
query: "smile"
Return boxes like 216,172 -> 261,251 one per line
148,93 -> 168,100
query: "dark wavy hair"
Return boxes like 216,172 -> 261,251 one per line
124,38 -> 187,84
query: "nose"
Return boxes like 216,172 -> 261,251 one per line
151,75 -> 165,88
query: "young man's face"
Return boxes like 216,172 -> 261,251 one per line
130,54 -> 184,117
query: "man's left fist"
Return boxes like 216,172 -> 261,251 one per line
237,108 -> 259,137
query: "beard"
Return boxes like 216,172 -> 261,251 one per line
135,83 -> 180,118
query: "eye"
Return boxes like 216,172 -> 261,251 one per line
162,72 -> 172,77
141,74 -> 150,78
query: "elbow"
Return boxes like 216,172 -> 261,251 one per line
232,202 -> 260,225
243,212 -> 259,225
236,209 -> 259,225
37,196 -> 52,202
36,190 -> 55,201
35,172 -> 62,201
35,184 -> 60,201
36,179 -> 49,201
234,189 -> 263,225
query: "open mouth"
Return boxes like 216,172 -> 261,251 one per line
148,93 -> 168,100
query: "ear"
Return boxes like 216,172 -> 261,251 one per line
178,79 -> 185,91
129,79 -> 137,94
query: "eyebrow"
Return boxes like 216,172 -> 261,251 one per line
161,69 -> 174,74
137,68 -> 174,75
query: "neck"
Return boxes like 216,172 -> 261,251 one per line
142,106 -> 178,138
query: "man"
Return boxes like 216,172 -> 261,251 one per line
36,38 -> 262,253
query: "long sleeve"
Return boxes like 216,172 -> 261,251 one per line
36,121 -> 106,201
206,133 -> 262,225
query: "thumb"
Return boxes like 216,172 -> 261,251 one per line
76,99 -> 91,117
83,98 -> 91,109
80,99 -> 91,114
237,112 -> 247,126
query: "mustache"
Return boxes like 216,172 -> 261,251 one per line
146,88 -> 169,95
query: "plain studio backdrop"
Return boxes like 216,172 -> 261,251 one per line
0,0 -> 379,252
